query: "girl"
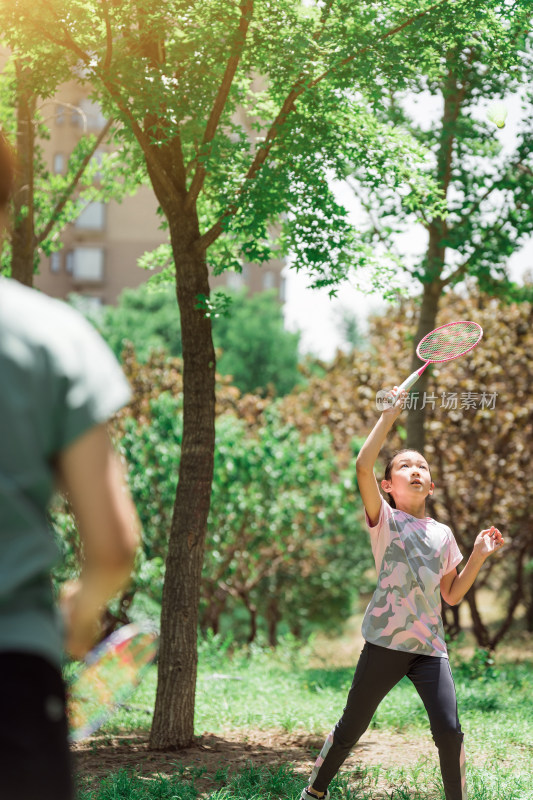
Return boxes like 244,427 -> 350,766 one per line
301,388 -> 504,800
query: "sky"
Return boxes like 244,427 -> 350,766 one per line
283,93 -> 532,360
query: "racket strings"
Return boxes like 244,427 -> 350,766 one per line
67,630 -> 158,741
417,322 -> 482,362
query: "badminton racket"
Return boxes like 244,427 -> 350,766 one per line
66,623 -> 158,742
396,320 -> 483,396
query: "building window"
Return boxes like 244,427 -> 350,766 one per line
279,275 -> 286,302
90,149 -> 105,181
66,251 -> 74,274
226,270 -> 244,290
50,252 -> 62,273
73,98 -> 107,131
76,295 -> 103,314
75,201 -> 105,231
55,105 -> 65,126
71,247 -> 105,282
262,270 -> 276,290
53,153 -> 65,174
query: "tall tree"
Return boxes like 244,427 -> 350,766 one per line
5,0 -> 521,747
0,53 -> 140,284
345,10 -> 533,450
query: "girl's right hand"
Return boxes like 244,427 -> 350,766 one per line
381,387 -> 407,418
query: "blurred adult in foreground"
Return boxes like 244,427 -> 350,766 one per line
0,130 -> 140,800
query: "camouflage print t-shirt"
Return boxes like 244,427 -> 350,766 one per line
361,497 -> 463,658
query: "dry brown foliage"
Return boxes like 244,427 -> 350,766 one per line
279,290 -> 533,647
111,291 -> 533,648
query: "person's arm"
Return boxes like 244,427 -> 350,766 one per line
440,526 -> 504,606
56,423 -> 140,659
355,389 -> 406,526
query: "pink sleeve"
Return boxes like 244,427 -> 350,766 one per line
442,528 -> 463,576
365,497 -> 393,571
365,496 -> 393,535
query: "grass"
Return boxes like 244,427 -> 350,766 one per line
77,633 -> 533,799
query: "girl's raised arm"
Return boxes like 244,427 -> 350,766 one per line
355,389 -> 406,526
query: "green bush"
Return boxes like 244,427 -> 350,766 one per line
81,283 -> 301,396
212,289 -> 301,395
112,393 -> 371,642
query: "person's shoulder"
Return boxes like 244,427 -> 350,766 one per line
428,516 -> 454,538
2,278 -> 85,320
365,494 -> 391,530
0,279 -> 102,351
1,277 -> 60,313
373,495 -> 394,523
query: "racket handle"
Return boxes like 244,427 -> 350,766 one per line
396,369 -> 424,395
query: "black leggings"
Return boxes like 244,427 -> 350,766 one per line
309,642 -> 466,800
0,652 -> 73,800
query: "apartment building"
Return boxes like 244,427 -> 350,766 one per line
34,83 -> 285,306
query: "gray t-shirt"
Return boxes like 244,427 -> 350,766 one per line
0,278 -> 131,668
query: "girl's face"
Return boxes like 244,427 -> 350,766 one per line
381,451 -> 434,509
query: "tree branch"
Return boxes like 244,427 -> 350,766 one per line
40,0 -> 94,63
345,176 -> 403,255
37,0 -> 177,199
435,48 -> 472,195
308,0 -> 450,92
434,446 -> 468,551
313,0 -> 337,42
35,118 -> 113,247
440,256 -> 472,288
197,0 -> 451,251
186,0 -> 254,209
101,0 -> 113,72
440,208 -> 511,288
196,87 -> 298,251
449,155 -> 531,234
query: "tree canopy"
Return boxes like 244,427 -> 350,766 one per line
343,6 -> 533,448
0,52 -> 141,283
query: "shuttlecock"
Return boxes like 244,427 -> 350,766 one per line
487,102 -> 508,129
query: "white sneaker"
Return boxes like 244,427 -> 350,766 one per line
300,788 -> 330,800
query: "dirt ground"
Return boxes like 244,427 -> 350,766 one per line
73,727 -> 436,795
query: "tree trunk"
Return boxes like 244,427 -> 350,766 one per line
464,585 -> 490,648
10,64 -> 36,287
243,594 -> 258,644
442,600 -> 461,640
290,619 -> 302,638
406,272 -> 443,452
488,546 -> 526,650
527,565 -> 533,633
266,597 -> 280,647
149,207 -> 216,749
406,53 -> 464,452
201,584 -> 228,636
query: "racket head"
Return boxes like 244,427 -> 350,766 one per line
416,320 -> 483,363
67,623 -> 158,742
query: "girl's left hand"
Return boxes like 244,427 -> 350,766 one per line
474,526 -> 505,559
